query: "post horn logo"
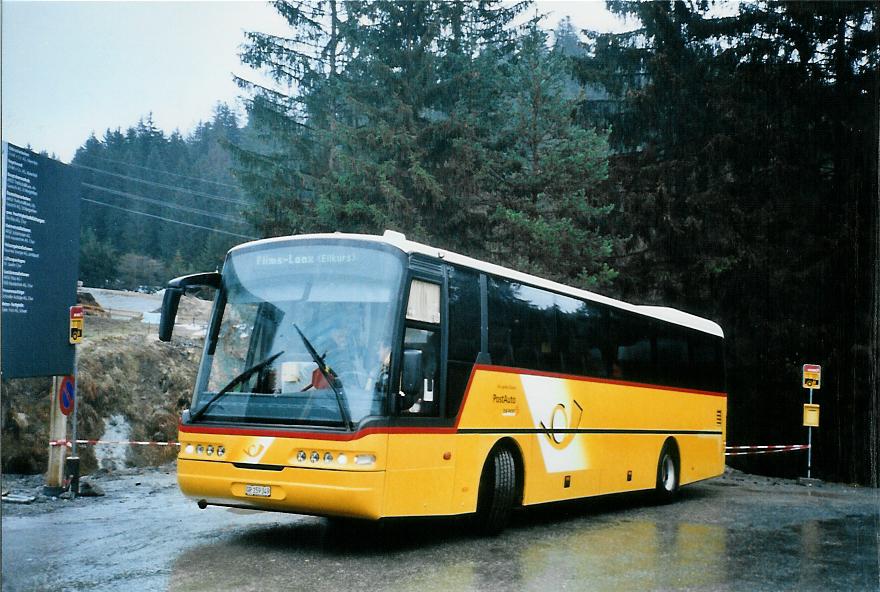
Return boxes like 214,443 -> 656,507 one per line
540,400 -> 584,449
245,443 -> 265,458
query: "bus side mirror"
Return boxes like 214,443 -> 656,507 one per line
158,271 -> 221,342
402,349 -> 423,396
159,287 -> 184,342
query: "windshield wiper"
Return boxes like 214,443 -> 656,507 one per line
293,324 -> 353,430
189,350 -> 285,422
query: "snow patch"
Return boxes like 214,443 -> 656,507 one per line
141,312 -> 161,325
95,414 -> 131,471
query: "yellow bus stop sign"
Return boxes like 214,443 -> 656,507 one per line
69,305 -> 84,344
802,364 -> 821,389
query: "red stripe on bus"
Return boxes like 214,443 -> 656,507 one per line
178,422 -> 457,441
471,364 -> 727,398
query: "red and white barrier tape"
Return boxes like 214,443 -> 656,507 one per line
724,444 -> 810,456
50,439 -> 179,448
48,440 -> 809,456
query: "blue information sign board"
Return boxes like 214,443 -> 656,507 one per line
2,142 -> 81,378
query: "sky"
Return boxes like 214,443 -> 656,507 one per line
2,1 -> 635,163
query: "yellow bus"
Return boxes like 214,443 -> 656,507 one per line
160,230 -> 726,532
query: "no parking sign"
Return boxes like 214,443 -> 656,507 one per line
59,375 -> 75,416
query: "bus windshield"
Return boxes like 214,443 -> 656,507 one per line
192,241 -> 405,427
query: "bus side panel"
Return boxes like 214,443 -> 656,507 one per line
678,396 -> 727,485
522,435 -> 602,504
383,433 -> 457,517
457,368 -> 726,507
565,380 -> 726,492
676,434 -> 725,485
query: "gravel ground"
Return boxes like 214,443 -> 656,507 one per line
2,465 -> 878,592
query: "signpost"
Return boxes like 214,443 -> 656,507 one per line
802,364 -> 821,480
2,143 -> 82,494
45,376 -> 67,495
68,307 -> 82,494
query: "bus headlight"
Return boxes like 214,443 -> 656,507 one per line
217,446 -> 225,457
354,454 -> 376,466
337,454 -> 348,465
296,450 -> 306,462
310,451 -> 320,463
323,452 -> 334,463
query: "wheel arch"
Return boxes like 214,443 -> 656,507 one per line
484,437 -> 525,507
662,436 -> 681,476
656,436 -> 682,501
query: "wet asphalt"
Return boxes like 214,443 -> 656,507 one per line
2,467 -> 878,592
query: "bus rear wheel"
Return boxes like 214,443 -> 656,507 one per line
475,446 -> 516,535
655,442 -> 680,503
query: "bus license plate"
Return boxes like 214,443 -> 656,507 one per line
245,484 -> 271,497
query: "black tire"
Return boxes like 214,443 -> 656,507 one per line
655,442 -> 680,503
475,446 -> 516,535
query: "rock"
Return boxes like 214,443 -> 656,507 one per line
4,493 -> 36,504
78,481 -> 105,497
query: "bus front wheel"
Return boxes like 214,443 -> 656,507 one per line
475,446 -> 516,535
655,442 -> 680,503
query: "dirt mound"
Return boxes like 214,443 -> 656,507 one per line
153,294 -> 212,326
1,318 -> 203,475
77,291 -> 108,317
1,377 -> 53,474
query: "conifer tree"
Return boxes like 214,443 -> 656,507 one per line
235,0 -> 530,248
236,1 -> 618,289
485,21 -> 617,289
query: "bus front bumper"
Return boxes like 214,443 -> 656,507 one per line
177,458 -> 385,519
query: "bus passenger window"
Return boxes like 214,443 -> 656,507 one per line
609,312 -> 654,383
447,267 -> 480,418
401,327 -> 439,416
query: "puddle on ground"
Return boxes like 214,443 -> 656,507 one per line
166,511 -> 879,592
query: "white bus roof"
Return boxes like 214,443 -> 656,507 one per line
230,230 -> 725,337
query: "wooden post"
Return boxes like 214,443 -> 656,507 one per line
44,376 -> 67,495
